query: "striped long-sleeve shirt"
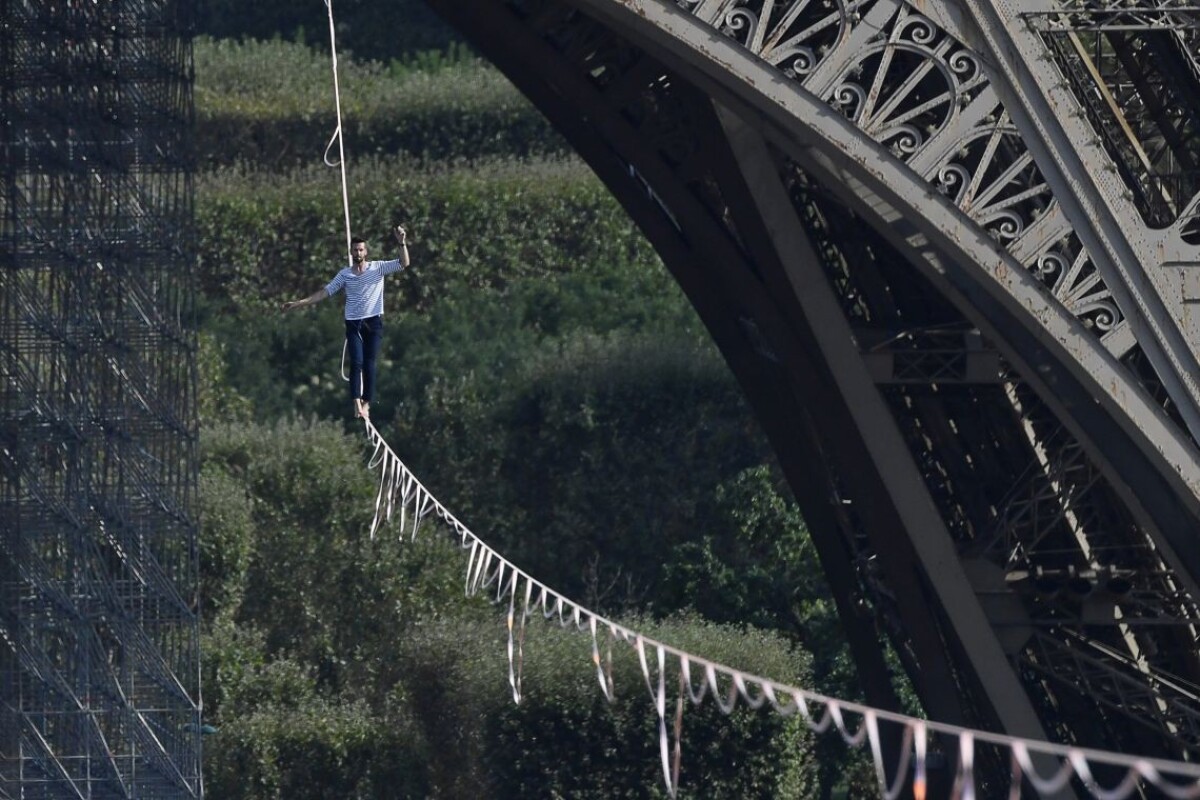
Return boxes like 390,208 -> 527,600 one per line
324,259 -> 404,320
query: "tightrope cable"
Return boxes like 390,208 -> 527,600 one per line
359,417 -> 1200,799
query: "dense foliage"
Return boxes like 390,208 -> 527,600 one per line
195,157 -> 650,315
200,421 -> 821,799
196,39 -> 564,167
196,0 -> 458,61
193,31 -> 882,799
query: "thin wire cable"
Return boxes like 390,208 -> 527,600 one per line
324,0 -> 356,392
360,417 -> 1200,799
323,0 -> 352,269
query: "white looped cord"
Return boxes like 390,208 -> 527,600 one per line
914,721 -> 928,800
323,0 -> 360,387
636,636 -> 674,797
323,0 -> 352,269
957,731 -> 976,800
1012,740 -> 1077,796
829,701 -> 871,747
359,418 -> 1200,799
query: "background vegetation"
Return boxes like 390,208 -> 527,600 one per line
193,11 -> 882,797
196,0 -> 458,59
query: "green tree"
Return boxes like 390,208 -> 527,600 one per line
659,465 -> 852,692
197,330 -> 254,426
194,156 -> 653,316
391,330 -> 771,614
658,465 -> 886,798
200,421 -> 829,797
200,420 -> 492,700
399,615 -> 819,799
194,39 -> 563,168
196,0 -> 459,60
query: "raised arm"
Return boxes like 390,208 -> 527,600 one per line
394,225 -> 410,268
281,288 -> 329,313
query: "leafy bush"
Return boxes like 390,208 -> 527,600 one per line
200,246 -> 699,425
206,611 -> 821,799
202,324 -> 769,618
195,155 -> 655,316
203,647 -> 430,800
387,330 -> 771,613
200,419 -> 492,698
198,466 -> 254,617
199,420 -> 827,797
400,615 -> 819,799
659,465 -> 851,690
197,330 -> 254,426
195,37 -> 564,167
196,0 -> 459,60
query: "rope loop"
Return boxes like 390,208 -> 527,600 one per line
323,0 -> 353,268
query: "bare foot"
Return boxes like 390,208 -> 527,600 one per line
361,401 -> 371,419
353,399 -> 365,419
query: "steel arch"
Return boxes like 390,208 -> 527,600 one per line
426,0 -> 1200,784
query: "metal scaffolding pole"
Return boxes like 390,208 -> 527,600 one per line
0,0 -> 202,797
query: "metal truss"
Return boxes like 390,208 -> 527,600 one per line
1036,12 -> 1200,229
794,154 -> 1200,759
0,0 -> 202,797
859,328 -> 1004,385
1022,630 -> 1200,752
422,0 -> 1200,787
949,0 -> 1200,447
1025,2 -> 1200,33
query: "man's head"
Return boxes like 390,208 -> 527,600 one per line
351,236 -> 367,264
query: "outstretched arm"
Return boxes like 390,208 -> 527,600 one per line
281,288 -> 328,313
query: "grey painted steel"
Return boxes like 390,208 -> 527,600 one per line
427,0 -> 1200,773
713,106 -> 1072,776
666,0 -> 1139,361
570,0 -> 1200,625
948,0 -> 1200,440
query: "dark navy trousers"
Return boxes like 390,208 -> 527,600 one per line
345,315 -> 383,402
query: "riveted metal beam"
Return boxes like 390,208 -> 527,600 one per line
710,104 -> 1072,787
568,0 -> 1200,660
425,0 -> 1200,774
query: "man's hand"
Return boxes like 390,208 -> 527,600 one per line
395,224 -> 407,245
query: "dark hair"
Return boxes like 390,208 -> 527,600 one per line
351,236 -> 366,246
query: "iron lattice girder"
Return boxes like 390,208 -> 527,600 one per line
858,328 -> 1006,384
426,0 -> 1200,774
614,0 -> 1200,675
704,92 -> 1045,737
1036,23 -> 1200,229
569,0 -> 1200,594
1025,4 -> 1200,33
1,0 -> 201,796
942,0 -> 1200,435
624,0 -> 1200,550
1022,630 -> 1200,750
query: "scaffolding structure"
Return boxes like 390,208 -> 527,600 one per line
0,0 -> 202,797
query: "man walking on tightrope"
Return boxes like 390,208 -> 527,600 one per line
282,225 -> 410,420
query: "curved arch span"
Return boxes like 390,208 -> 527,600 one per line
426,0 -> 1200,774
